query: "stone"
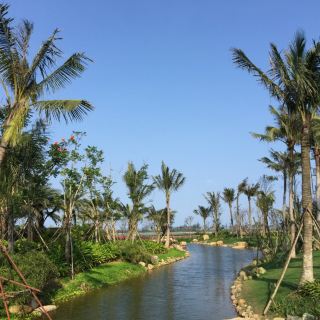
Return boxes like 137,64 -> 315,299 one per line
192,239 -> 198,242
252,259 -> 258,266
147,264 -> 154,270
139,261 -> 146,267
9,305 -> 33,314
302,314 -> 316,320
272,318 -> 286,320
256,267 -> 266,274
151,255 -> 159,265
238,298 -> 246,306
217,240 -> 224,246
287,316 -> 302,320
203,234 -> 209,241
180,241 -> 187,246
34,305 -> 57,313
239,270 -> 247,280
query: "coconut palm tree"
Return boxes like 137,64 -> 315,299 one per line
123,163 -> 154,242
233,31 -> 320,283
153,162 -> 185,248
242,181 -> 260,228
193,205 -> 210,233
205,192 -> 221,236
0,4 -> 93,166
222,188 -> 236,228
236,179 -> 247,237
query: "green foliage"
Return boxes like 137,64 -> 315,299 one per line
140,240 -> 167,254
118,242 -> 152,264
15,239 -> 43,253
0,251 -> 59,305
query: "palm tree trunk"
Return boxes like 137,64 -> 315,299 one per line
7,209 -> 14,253
229,203 -> 234,228
165,194 -> 170,248
248,196 -> 252,227
236,194 -> 240,237
282,171 -> 287,224
203,218 -> 206,233
288,171 -> 296,258
314,146 -> 320,222
300,122 -> 314,283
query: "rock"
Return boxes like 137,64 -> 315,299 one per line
302,314 -> 316,320
139,261 -> 146,267
203,234 -> 209,241
9,305 -> 33,314
147,264 -> 154,270
239,270 -> 247,280
273,318 -> 285,320
287,316 -> 302,320
238,298 -> 246,306
151,255 -> 159,265
209,241 -> 217,246
34,305 -> 57,313
252,259 -> 258,266
192,239 -> 198,242
180,241 -> 187,246
217,240 -> 224,246
255,267 -> 266,275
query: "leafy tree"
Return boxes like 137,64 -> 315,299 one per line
0,4 -> 93,168
242,181 -> 260,228
153,162 -> 185,248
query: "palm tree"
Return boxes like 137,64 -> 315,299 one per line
242,181 -> 260,228
153,162 -> 185,248
123,163 -> 154,242
233,31 -> 320,283
205,192 -> 221,236
236,179 -> 247,237
222,188 -> 236,228
253,106 -> 301,256
0,4 -> 93,166
193,205 -> 210,233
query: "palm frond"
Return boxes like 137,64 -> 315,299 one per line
32,99 -> 93,123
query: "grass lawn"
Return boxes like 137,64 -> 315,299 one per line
158,248 -> 187,260
53,261 -> 145,303
241,251 -> 320,315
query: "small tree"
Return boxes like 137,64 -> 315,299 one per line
193,205 -> 210,233
205,192 -> 221,237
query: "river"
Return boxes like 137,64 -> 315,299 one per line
53,244 -> 255,320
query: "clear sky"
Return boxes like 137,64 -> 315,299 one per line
9,0 -> 320,225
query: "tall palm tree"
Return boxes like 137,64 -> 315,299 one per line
153,162 -> 185,248
123,163 -> 154,242
253,106 -> 301,256
205,192 -> 221,236
233,31 -> 320,283
0,4 -> 93,165
260,149 -> 300,257
242,181 -> 260,228
222,188 -> 236,228
193,205 -> 210,233
236,179 -> 247,237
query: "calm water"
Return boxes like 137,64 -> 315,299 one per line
53,244 -> 255,320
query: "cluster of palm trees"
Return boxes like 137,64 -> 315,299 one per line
0,4 -> 187,267
194,178 -> 264,236
232,31 -> 320,283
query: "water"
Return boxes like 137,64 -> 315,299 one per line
53,244 -> 255,320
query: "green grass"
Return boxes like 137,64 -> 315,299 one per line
158,248 -> 187,260
241,251 -> 320,315
53,261 -> 145,303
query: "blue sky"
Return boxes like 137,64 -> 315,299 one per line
10,0 -> 320,225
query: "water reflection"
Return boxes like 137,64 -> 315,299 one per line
53,244 -> 255,320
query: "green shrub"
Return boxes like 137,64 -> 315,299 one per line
15,239 -> 43,253
141,241 -> 166,254
118,242 -> 152,264
0,250 -> 59,305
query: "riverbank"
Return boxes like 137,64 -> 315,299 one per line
52,247 -> 188,304
231,251 -> 320,319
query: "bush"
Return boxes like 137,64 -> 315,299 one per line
15,239 -> 43,253
118,242 -> 152,264
0,250 -> 59,305
140,241 -> 166,254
